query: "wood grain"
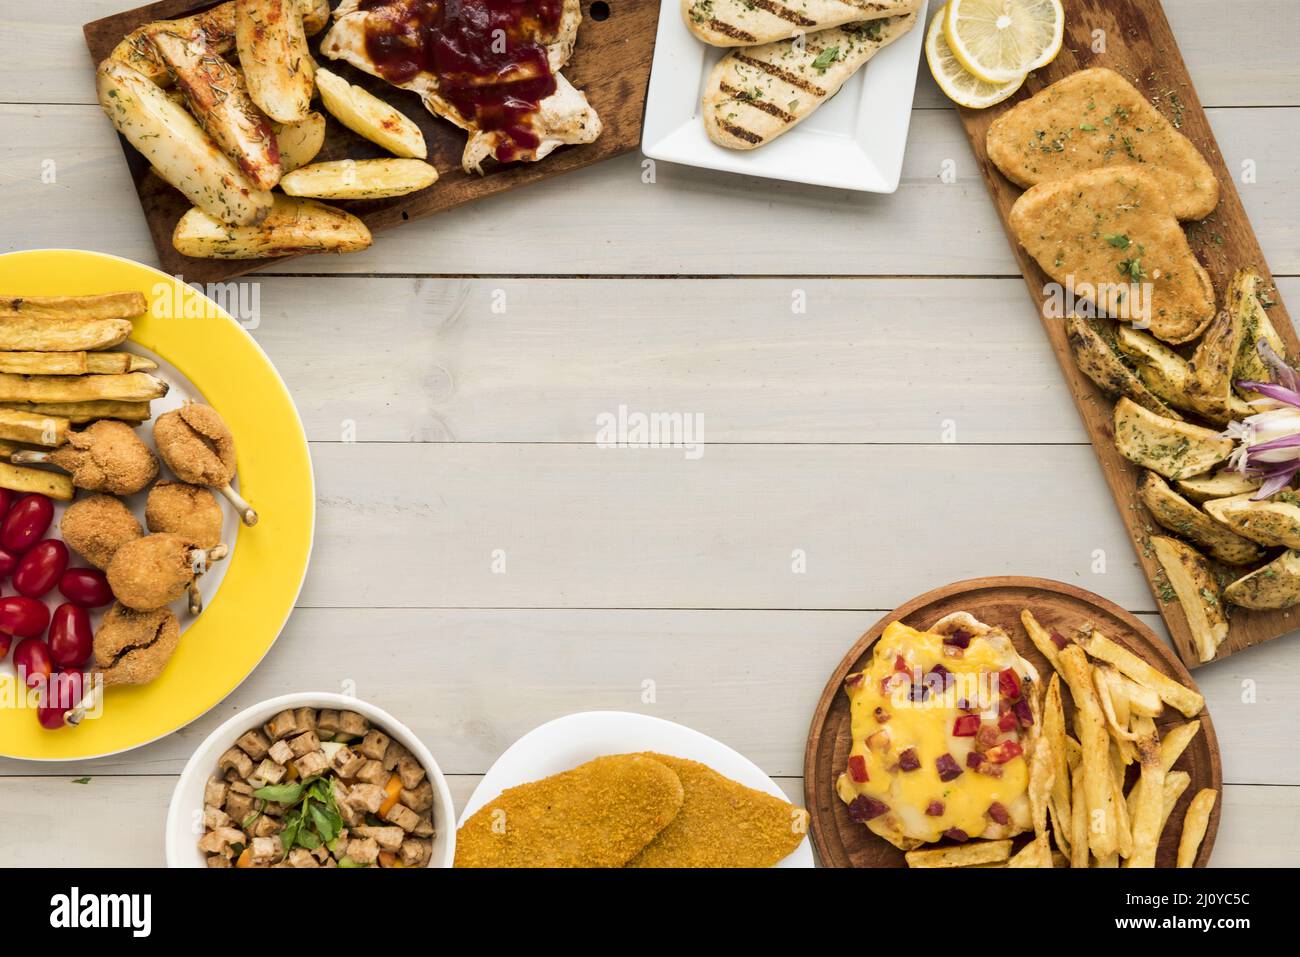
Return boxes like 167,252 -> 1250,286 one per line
82,0 -> 657,282
956,0 -> 1297,668
804,576 -> 1222,868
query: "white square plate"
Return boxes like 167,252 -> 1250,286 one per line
642,0 -> 930,192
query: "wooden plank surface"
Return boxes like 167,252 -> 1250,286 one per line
82,0 -> 659,280
955,0 -> 1296,667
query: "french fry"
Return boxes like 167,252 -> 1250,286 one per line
1159,720 -> 1202,774
1021,608 -> 1063,672
1079,630 -> 1204,717
0,401 -> 151,424
1125,717 -> 1165,868
1043,674 -> 1072,851
1069,764 -> 1089,867
1059,644 -> 1117,858
1094,853 -> 1119,867
0,292 -> 146,321
1064,734 -> 1082,770
0,373 -> 167,404
0,317 -> 133,352
1110,741 -> 1134,859
1159,771 -> 1191,832
0,352 -> 155,376
0,409 -> 69,447
905,840 -> 1012,868
0,461 -> 73,500
1113,672 -> 1164,718
1026,685 -> 1055,865
1176,788 -> 1217,867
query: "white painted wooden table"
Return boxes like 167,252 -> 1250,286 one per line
0,0 -> 1297,867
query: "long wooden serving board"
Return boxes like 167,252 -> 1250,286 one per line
84,0 -> 657,282
956,0 -> 1299,668
804,577 -> 1222,868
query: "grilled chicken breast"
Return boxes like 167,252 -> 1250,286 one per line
684,0 -> 919,47
321,0 -> 600,173
703,12 -> 917,150
147,31 -> 282,190
1010,165 -> 1216,344
987,68 -> 1219,221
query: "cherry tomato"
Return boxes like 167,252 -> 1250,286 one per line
0,596 -> 49,637
58,567 -> 114,608
14,540 -> 67,599
48,604 -> 92,668
38,669 -> 88,731
0,489 -> 13,523
11,637 -> 51,688
0,547 -> 18,580
0,632 -> 11,660
0,495 -> 52,553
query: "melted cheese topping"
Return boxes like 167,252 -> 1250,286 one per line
838,621 -> 1031,846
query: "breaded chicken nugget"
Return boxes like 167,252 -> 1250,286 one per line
60,493 -> 143,568
625,753 -> 808,868
455,754 -> 684,868
146,481 -> 223,548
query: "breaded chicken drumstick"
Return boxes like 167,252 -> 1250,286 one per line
107,532 -> 228,612
153,403 -> 256,525
12,419 -> 158,495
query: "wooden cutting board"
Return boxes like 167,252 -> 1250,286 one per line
804,577 -> 1221,868
83,0 -> 657,282
955,0 -> 1299,668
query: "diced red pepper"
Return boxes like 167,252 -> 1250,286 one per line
1014,698 -> 1034,728
894,655 -> 908,673
847,795 -> 888,823
966,751 -> 984,769
847,754 -> 869,783
975,725 -> 999,750
998,710 -> 1017,732
986,740 -> 1024,764
944,828 -> 969,843
999,668 -> 1022,700
898,747 -> 920,772
935,753 -> 963,782
987,801 -> 1010,825
952,714 -> 981,737
925,800 -> 945,817
1050,630 -> 1069,650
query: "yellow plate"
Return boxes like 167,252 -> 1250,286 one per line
0,249 -> 314,760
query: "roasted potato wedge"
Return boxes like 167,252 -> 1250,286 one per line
1138,471 -> 1264,565
315,68 -> 427,159
173,195 -> 373,259
1113,397 -> 1232,480
147,31 -> 281,191
235,0 -> 314,124
0,401 -> 152,424
280,159 -> 439,200
1067,315 -> 1180,418
0,292 -> 145,322
1115,325 -> 1253,423
1151,536 -> 1228,663
1186,305 -> 1246,422
271,112 -> 326,173
1224,549 -> 1300,609
1229,267 -> 1287,393
109,0 -> 330,87
0,373 -> 167,404
1204,491 -> 1300,549
1176,470 -> 1261,503
97,59 -> 272,226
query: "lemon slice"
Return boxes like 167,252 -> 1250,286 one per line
944,0 -> 1065,84
926,6 -> 1024,110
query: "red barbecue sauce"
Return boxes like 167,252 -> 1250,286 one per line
359,0 -> 563,162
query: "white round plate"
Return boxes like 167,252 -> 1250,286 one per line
459,710 -> 814,867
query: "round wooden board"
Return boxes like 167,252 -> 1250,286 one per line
804,577 -> 1222,868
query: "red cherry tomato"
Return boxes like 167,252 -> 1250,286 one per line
0,547 -> 18,580
48,604 -> 92,668
0,631 -> 11,660
11,637 -> 51,688
58,567 -> 114,608
0,489 -> 13,523
0,596 -> 50,637
14,540 -> 68,599
0,495 -> 52,553
38,669 -> 88,731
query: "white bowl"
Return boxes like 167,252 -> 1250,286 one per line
165,692 -> 455,868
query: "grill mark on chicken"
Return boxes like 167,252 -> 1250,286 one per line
747,0 -> 817,26
718,82 -> 797,123
733,53 -> 827,96
716,120 -> 764,145
706,18 -> 757,42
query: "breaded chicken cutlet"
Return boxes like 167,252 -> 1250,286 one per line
987,68 -> 1219,221
625,753 -> 808,868
60,493 -> 143,568
1010,165 -> 1216,344
455,754 -> 685,867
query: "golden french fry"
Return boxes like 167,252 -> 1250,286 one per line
1113,672 -> 1163,718
1070,764 -> 1089,868
0,372 -> 167,404
1125,717 -> 1165,868
905,840 -> 1013,868
1059,645 -> 1117,858
1043,674 -> 1072,848
1064,734 -> 1082,770
0,316 -> 133,352
0,292 -> 145,321
0,401 -> 151,424
1160,771 -> 1192,832
1110,741 -> 1134,859
0,351 -> 155,376
1095,667 -> 1140,743
1176,788 -> 1217,867
1094,853 -> 1119,867
0,409 -> 69,447
1026,686 -> 1054,865
1159,720 -> 1202,774
0,461 -> 73,500
1079,630 -> 1204,717
1021,608 -> 1063,672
